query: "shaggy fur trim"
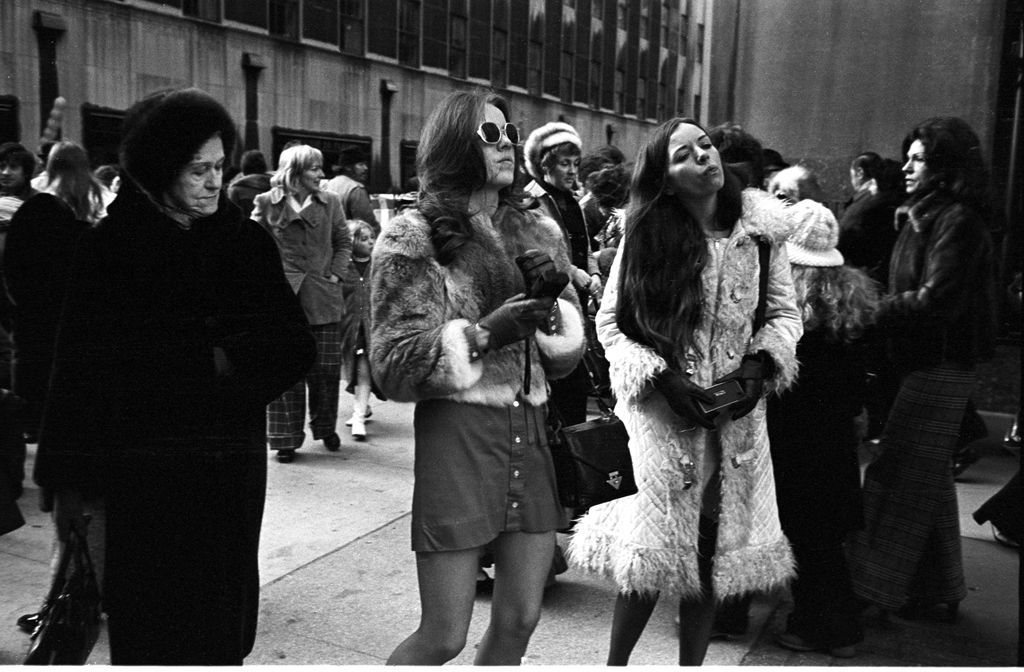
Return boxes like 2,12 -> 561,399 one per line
535,297 -> 586,380
750,325 -> 799,392
442,319 -> 484,390
712,537 -> 795,598
607,346 -> 668,402
566,525 -> 705,600
740,188 -> 838,245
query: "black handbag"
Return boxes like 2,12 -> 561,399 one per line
24,520 -> 102,665
548,350 -> 637,510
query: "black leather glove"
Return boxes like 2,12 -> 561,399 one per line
653,369 -> 717,430
515,249 -> 570,300
478,296 -> 554,350
714,352 -> 773,420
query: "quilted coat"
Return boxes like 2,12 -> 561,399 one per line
568,189 -> 813,600
369,205 -> 586,405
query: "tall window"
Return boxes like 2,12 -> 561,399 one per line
399,0 -> 421,66
697,22 -> 704,63
639,0 -> 650,39
183,0 -> 220,21
679,10 -> 688,56
614,68 -> 625,114
225,0 -> 266,27
269,0 -> 299,39
340,0 -> 364,54
560,5 -> 575,101
616,0 -> 628,30
303,0 -> 338,44
660,0 -> 669,44
528,41 -> 543,94
450,13 -> 468,77
492,28 -> 508,87
422,0 -> 447,68
676,85 -> 686,115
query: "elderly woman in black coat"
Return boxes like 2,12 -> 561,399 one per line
34,88 -> 316,665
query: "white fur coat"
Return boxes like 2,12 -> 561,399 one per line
567,190 -> 818,599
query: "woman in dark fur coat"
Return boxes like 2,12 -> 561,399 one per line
35,88 -> 315,665
848,116 -> 997,620
370,89 -> 585,665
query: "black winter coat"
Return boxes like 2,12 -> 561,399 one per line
34,185 -> 316,493
768,326 -> 867,545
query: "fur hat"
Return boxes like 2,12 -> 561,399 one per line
524,121 -> 582,181
785,206 -> 844,267
120,88 -> 236,198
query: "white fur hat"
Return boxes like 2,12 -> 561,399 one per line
524,121 -> 582,181
785,206 -> 844,267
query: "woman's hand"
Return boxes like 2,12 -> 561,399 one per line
713,352 -> 772,419
571,266 -> 591,290
478,294 -> 555,350
653,369 -> 717,429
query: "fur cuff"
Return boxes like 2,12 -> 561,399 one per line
567,525 -> 704,600
534,297 -> 586,380
440,319 -> 484,391
607,345 -> 668,402
712,537 -> 795,599
749,328 -> 798,393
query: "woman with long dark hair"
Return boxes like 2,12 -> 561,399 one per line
847,116 -> 997,620
370,89 -> 585,664
568,117 -> 814,664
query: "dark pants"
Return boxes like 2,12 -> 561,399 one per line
787,541 -> 863,648
104,444 -> 266,665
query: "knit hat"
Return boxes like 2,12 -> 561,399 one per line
524,121 -> 582,181
785,206 -> 844,267
120,88 -> 236,198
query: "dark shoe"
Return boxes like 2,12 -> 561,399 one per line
775,631 -> 856,658
276,449 -> 296,463
952,446 -> 980,477
994,525 -> 1021,549
323,432 -> 341,452
16,611 -> 42,634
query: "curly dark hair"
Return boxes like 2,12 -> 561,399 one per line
901,116 -> 991,213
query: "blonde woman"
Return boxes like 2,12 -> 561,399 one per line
252,144 -> 352,461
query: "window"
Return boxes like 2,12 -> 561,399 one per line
225,0 -> 266,27
616,0 -> 628,30
636,75 -> 646,117
589,15 -> 602,108
693,93 -> 701,122
657,80 -> 667,119
303,0 -> 338,44
508,0 -> 529,88
660,0 -> 669,44
340,0 -> 364,54
528,40 -> 543,94
399,0 -> 421,66
367,0 -> 397,58
697,22 -> 704,63
614,68 -> 624,114
639,0 -> 650,39
183,0 -> 220,21
450,14 -> 468,78
492,28 -> 508,88
0,96 -> 21,145
269,0 -> 299,39
677,85 -> 686,115
679,11 -> 688,56
469,2 -> 490,80
422,0 -> 447,68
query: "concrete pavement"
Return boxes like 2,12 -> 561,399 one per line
0,398 -> 1018,665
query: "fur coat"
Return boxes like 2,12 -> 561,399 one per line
568,189 -> 812,600
369,205 -> 585,406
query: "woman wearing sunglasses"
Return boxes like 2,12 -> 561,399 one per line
370,89 -> 585,664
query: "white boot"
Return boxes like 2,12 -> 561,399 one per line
351,415 -> 366,441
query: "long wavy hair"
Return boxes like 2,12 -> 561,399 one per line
790,265 -> 879,342
271,144 -> 323,195
616,117 -> 744,365
416,89 -> 528,265
44,141 -> 105,223
902,116 -> 991,214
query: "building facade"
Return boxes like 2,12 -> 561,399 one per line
1,0 -> 713,192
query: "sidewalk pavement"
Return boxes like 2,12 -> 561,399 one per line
0,402 -> 1018,666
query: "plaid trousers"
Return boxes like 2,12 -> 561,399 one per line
267,322 -> 343,451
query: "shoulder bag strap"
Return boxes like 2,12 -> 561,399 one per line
753,237 -> 770,335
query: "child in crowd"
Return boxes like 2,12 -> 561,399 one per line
340,219 -> 384,440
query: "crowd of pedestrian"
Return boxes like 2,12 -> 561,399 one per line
0,83 -> 1018,666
